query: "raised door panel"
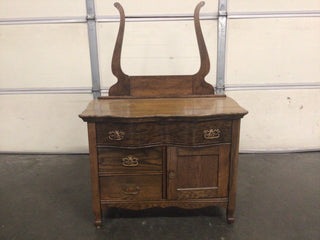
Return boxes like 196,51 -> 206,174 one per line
167,145 -> 230,200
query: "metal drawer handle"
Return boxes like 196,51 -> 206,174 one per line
122,185 -> 140,195
203,128 -> 221,139
122,156 -> 139,167
108,130 -> 125,141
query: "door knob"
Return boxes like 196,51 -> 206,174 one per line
168,171 -> 175,179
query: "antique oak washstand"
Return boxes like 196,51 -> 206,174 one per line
80,2 -> 248,227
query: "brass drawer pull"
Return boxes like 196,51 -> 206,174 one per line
203,128 -> 221,139
108,130 -> 125,141
122,155 -> 139,167
122,186 -> 140,195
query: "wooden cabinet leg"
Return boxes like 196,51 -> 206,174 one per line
95,218 -> 102,228
226,208 -> 235,224
88,123 -> 103,228
94,209 -> 102,228
92,202 -> 102,228
226,120 -> 240,224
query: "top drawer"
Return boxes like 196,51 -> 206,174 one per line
96,122 -> 162,146
165,120 -> 232,145
95,119 -> 232,146
194,120 -> 232,144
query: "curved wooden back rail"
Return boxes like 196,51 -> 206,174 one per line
108,1 -> 215,97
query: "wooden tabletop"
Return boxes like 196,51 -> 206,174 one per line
79,96 -> 247,121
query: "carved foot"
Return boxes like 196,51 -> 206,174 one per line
226,208 -> 235,224
227,217 -> 235,224
94,220 -> 102,228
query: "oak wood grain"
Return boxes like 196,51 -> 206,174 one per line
167,145 -> 230,200
87,123 -> 102,227
95,119 -> 233,147
79,1 -> 248,226
79,97 -> 248,121
227,119 -> 241,224
193,120 -> 232,144
130,76 -> 193,97
96,122 -> 163,146
100,198 -> 229,210
162,146 -> 167,199
108,2 -> 214,97
99,95 -> 226,99
97,147 -> 162,174
99,175 -> 162,201
109,2 -> 130,96
167,147 -> 177,200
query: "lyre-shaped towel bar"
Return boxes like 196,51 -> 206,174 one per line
108,1 -> 215,97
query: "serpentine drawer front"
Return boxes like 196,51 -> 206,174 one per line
96,120 -> 232,147
96,122 -> 162,146
165,120 -> 232,145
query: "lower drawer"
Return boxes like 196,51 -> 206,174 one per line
99,175 -> 162,201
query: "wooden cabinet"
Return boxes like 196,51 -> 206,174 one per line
80,102 -> 247,227
79,2 -> 247,227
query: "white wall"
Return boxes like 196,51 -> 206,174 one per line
228,90 -> 320,151
228,0 -> 320,12
0,0 -> 319,153
0,94 -> 91,152
0,24 -> 92,88
226,16 -> 320,151
0,0 -> 86,18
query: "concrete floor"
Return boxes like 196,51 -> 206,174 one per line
0,152 -> 319,240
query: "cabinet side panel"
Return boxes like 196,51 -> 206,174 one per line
227,119 -> 241,222
87,123 -> 102,226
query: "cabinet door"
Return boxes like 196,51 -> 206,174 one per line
167,145 -> 230,200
